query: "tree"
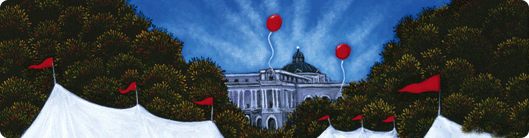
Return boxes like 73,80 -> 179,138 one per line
284,97 -> 333,138
0,0 -> 251,137
341,0 -> 528,137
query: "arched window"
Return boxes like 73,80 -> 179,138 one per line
245,115 -> 251,125
322,96 -> 329,101
268,118 -> 276,130
256,118 -> 262,128
304,95 -> 313,101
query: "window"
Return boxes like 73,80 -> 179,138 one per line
256,119 -> 262,128
268,118 -> 276,130
225,79 -> 229,82
245,79 -> 249,82
234,79 -> 239,82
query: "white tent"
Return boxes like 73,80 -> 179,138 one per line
318,126 -> 398,138
0,131 -> 4,138
424,115 -> 491,138
22,84 -> 224,138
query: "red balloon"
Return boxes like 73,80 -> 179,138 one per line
266,14 -> 282,32
335,43 -> 351,60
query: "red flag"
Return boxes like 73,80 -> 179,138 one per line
351,115 -> 362,121
119,82 -> 136,94
382,116 -> 394,123
28,57 -> 53,69
398,75 -> 440,93
317,115 -> 329,121
193,97 -> 213,106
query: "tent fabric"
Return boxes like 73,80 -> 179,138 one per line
424,115 -> 491,138
318,125 -> 397,138
22,84 -> 224,138
0,131 -> 4,138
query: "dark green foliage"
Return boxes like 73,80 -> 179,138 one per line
58,6 -> 87,40
340,0 -> 527,136
508,99 -> 528,137
463,97 -> 511,136
284,97 -> 333,138
0,0 -> 253,137
94,30 -> 131,60
441,93 -> 474,125
0,5 -> 30,41
505,73 -> 528,105
397,98 -> 437,138
459,73 -> 505,102
131,30 -> 183,66
214,103 -> 249,137
332,95 -> 367,131
489,38 -> 529,83
362,99 -> 395,131
81,13 -> 118,42
0,77 -> 46,109
0,40 -> 33,81
63,58 -> 106,92
0,102 -> 40,138
79,76 -> 135,108
187,57 -> 229,109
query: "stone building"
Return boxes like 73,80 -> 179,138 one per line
224,47 -> 346,130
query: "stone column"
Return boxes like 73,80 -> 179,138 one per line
261,89 -> 264,109
264,89 -> 267,109
276,89 -> 280,108
291,90 -> 294,108
237,90 -> 241,108
242,90 -> 245,109
274,89 -> 278,108
271,89 -> 275,108
285,90 -> 288,108
251,90 -> 254,108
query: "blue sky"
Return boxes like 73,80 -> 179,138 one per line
130,0 -> 451,82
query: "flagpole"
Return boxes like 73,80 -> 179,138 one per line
136,88 -> 139,105
211,104 -> 214,121
52,61 -> 56,84
393,120 -> 396,129
438,90 -> 441,116
361,119 -> 363,128
327,118 -> 331,126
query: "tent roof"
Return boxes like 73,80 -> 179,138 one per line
318,125 -> 397,138
424,115 -> 491,138
22,84 -> 223,138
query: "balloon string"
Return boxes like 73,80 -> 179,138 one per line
340,60 -> 345,94
268,32 -> 274,72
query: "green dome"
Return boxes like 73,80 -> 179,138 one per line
282,47 -> 320,73
293,49 -> 304,59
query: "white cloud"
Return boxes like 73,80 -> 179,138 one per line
167,0 -> 390,81
264,0 -> 279,13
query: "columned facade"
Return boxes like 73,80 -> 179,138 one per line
224,47 -> 347,129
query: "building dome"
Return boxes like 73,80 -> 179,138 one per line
282,47 -> 320,73
293,48 -> 304,59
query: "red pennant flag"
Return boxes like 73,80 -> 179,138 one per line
398,75 -> 440,93
317,115 -> 330,121
382,116 -> 394,123
119,82 -> 136,94
193,97 -> 213,106
28,57 -> 53,69
351,115 -> 362,121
